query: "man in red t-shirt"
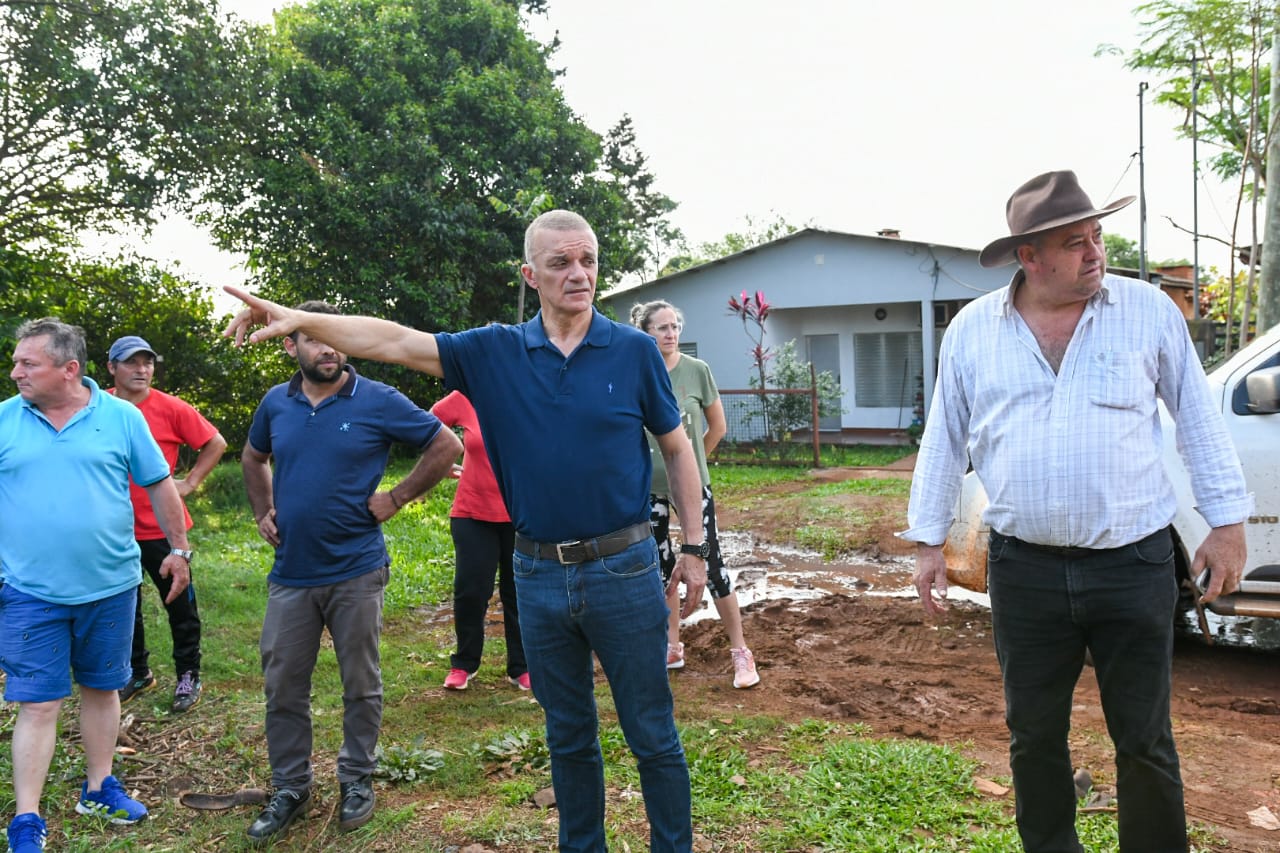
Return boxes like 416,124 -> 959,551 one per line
107,336 -> 227,713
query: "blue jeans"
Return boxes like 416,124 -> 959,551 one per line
513,537 -> 691,853
987,529 -> 1185,853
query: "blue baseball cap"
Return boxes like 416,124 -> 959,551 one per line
108,335 -> 157,363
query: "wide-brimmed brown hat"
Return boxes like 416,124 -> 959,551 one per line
979,170 -> 1134,268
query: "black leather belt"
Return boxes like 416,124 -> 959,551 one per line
993,527 -> 1168,559
515,521 -> 652,565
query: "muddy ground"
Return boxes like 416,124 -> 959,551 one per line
676,464 -> 1280,852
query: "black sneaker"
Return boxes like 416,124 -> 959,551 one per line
119,671 -> 157,705
171,670 -> 201,714
338,775 -> 375,831
246,788 -> 310,845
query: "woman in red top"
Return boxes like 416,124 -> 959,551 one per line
430,391 -> 527,691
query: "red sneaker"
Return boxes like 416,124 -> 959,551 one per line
443,669 -> 473,690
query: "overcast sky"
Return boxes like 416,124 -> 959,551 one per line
124,0 -> 1252,294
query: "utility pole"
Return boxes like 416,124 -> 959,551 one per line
1138,81 -> 1149,282
1192,54 -> 1202,318
1259,14 -> 1280,335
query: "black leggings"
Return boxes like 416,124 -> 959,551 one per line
449,517 -> 524,676
649,485 -> 733,599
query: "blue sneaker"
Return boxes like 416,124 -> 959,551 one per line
75,775 -> 148,824
7,812 -> 46,852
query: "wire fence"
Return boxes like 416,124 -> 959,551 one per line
711,387 -> 821,467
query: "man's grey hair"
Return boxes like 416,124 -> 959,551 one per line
15,317 -> 87,377
523,210 -> 597,267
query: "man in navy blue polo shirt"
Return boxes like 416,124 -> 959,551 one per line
225,211 -> 708,853
239,301 -> 462,846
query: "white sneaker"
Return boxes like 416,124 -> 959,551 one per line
666,642 -> 685,670
731,647 -> 760,689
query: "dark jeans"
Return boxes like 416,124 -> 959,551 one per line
132,537 -> 202,679
449,517 -> 525,677
513,537 -> 691,852
987,528 -> 1185,853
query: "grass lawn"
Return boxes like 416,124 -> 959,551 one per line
0,455 -> 1162,851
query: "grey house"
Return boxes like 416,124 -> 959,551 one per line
598,228 -> 1012,442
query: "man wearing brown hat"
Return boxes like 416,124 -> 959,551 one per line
901,170 -> 1251,852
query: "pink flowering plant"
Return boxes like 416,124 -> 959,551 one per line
727,290 -> 773,392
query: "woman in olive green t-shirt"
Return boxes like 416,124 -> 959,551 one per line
632,300 -> 760,690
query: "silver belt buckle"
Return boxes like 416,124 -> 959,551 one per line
555,540 -> 582,564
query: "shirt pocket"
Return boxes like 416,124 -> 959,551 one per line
1088,351 -> 1149,409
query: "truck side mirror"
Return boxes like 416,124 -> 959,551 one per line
1246,365 -> 1280,414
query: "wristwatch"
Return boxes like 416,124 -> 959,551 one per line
680,541 -> 710,560
169,548 -> 194,562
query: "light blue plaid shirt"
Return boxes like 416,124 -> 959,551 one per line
903,273 -> 1251,548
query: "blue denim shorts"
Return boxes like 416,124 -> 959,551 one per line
0,583 -> 135,702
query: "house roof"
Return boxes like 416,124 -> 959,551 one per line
632,227 -> 983,290
1108,265 -> 1194,290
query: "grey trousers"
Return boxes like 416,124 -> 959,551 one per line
260,566 -> 388,790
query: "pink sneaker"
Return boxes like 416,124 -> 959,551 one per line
731,647 -> 760,689
509,672 -> 532,691
666,642 -> 685,670
443,669 -> 473,690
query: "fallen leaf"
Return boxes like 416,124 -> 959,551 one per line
973,777 -> 1009,797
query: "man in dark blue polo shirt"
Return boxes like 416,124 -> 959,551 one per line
240,301 -> 462,846
225,211 -> 709,853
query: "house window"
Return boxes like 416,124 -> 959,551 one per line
854,331 -> 924,408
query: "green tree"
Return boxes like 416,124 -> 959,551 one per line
1113,0 -> 1270,183
204,0 -> 671,404
755,340 -> 844,442
0,0 -> 265,246
583,115 -> 683,282
1106,0 -> 1273,339
661,213 -> 801,275
0,246 -> 276,448
1105,232 -> 1145,269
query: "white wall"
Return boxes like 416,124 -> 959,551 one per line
601,230 -> 1012,431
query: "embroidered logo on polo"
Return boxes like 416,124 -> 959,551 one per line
340,422 -> 351,431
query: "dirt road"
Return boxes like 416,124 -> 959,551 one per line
677,468 -> 1280,852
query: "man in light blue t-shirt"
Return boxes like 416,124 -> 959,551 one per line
1,318 -> 193,853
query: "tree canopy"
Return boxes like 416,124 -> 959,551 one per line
0,0 -> 264,246
1107,0 -> 1276,336
1115,0 -> 1271,184
0,246 -> 277,447
2,0 -> 682,414
204,0 -> 675,371
660,213 -> 801,276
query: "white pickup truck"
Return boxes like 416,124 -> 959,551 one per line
943,320 -> 1280,624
